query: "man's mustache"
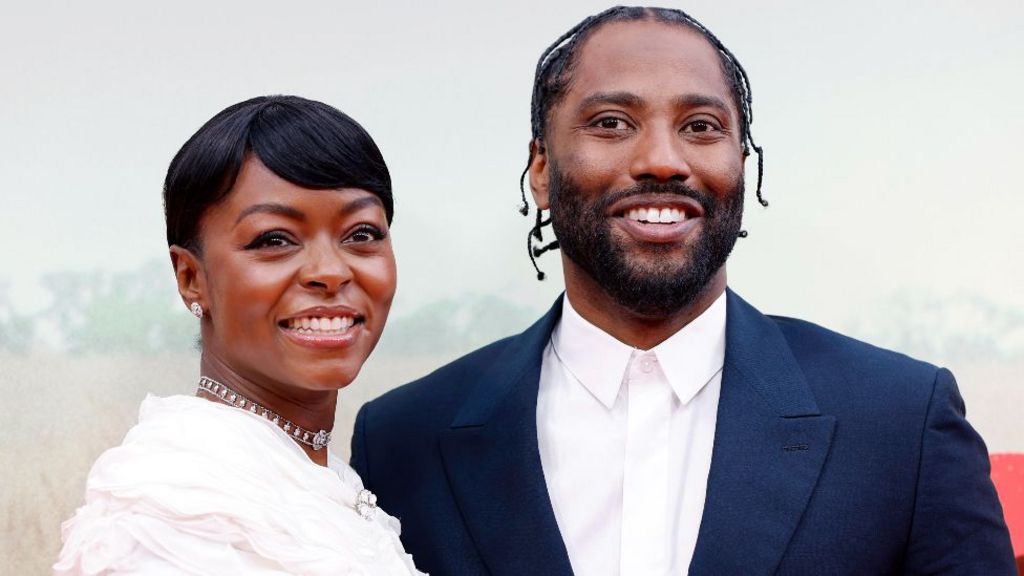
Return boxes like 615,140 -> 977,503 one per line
596,181 -> 718,218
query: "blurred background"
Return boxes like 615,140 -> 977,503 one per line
2,0 -> 1022,572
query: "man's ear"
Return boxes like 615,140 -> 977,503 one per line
169,245 -> 206,314
527,139 -> 550,210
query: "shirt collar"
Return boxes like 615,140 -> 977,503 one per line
650,291 -> 727,406
551,291 -> 727,409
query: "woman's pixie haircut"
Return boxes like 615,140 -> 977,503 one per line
164,95 -> 393,252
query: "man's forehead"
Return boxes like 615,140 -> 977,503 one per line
566,20 -> 732,104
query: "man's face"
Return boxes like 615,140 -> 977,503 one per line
531,20 -> 746,318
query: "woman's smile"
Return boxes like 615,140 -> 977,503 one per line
279,305 -> 366,349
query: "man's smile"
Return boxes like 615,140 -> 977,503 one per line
607,193 -> 706,244
625,206 -> 687,224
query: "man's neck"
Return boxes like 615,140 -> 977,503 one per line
562,265 -> 727,351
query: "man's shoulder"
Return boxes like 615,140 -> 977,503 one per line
362,298 -> 562,424
729,291 -> 939,383
769,314 -> 937,371
765,314 -> 944,406
363,333 -> 520,420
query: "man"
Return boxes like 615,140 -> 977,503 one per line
352,7 -> 1015,575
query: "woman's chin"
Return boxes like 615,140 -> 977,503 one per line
289,365 -> 362,392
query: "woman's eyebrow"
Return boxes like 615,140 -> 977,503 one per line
338,195 -> 383,217
234,203 -> 305,226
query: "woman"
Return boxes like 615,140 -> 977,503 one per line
54,96 -> 424,575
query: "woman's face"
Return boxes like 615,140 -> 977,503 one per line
192,156 -> 396,392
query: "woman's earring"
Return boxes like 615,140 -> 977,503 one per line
190,302 -> 204,319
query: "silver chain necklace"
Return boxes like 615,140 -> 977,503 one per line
197,376 -> 332,451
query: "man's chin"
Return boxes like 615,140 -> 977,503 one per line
587,246 -> 728,318
614,242 -> 697,272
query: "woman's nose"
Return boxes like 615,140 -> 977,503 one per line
299,242 -> 352,294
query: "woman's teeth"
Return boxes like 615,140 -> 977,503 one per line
626,207 -> 686,224
286,316 -> 356,332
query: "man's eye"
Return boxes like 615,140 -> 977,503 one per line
593,117 -> 631,130
683,120 -> 719,133
345,225 -> 386,244
244,231 -> 295,250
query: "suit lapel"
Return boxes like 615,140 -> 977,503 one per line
439,299 -> 574,576
690,291 -> 836,575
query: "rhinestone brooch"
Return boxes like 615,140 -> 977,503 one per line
356,489 -> 378,521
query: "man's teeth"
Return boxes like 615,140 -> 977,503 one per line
626,207 -> 686,224
287,316 -> 356,332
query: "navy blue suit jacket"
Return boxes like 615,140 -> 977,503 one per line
352,291 -> 1014,575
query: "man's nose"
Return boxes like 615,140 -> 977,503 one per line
299,240 -> 353,294
629,126 -> 692,182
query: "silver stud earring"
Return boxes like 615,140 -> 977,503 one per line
190,302 -> 204,319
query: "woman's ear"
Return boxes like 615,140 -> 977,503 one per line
169,245 -> 206,314
527,139 -> 550,210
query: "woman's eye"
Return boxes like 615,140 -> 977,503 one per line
244,231 -> 295,250
592,117 -> 631,130
345,225 -> 386,244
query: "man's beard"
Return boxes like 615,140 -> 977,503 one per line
548,162 -> 744,318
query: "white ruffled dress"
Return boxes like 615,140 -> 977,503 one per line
54,395 -> 425,575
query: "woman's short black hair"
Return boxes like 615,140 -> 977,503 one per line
164,95 -> 393,252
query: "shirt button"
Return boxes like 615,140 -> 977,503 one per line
641,358 -> 655,373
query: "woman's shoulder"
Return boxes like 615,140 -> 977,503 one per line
56,394 -> 426,575
83,395 -> 291,491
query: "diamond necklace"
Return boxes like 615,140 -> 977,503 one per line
197,376 -> 332,451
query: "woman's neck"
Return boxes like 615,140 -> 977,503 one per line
196,352 -> 338,467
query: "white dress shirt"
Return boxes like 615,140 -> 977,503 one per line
537,292 -> 726,576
